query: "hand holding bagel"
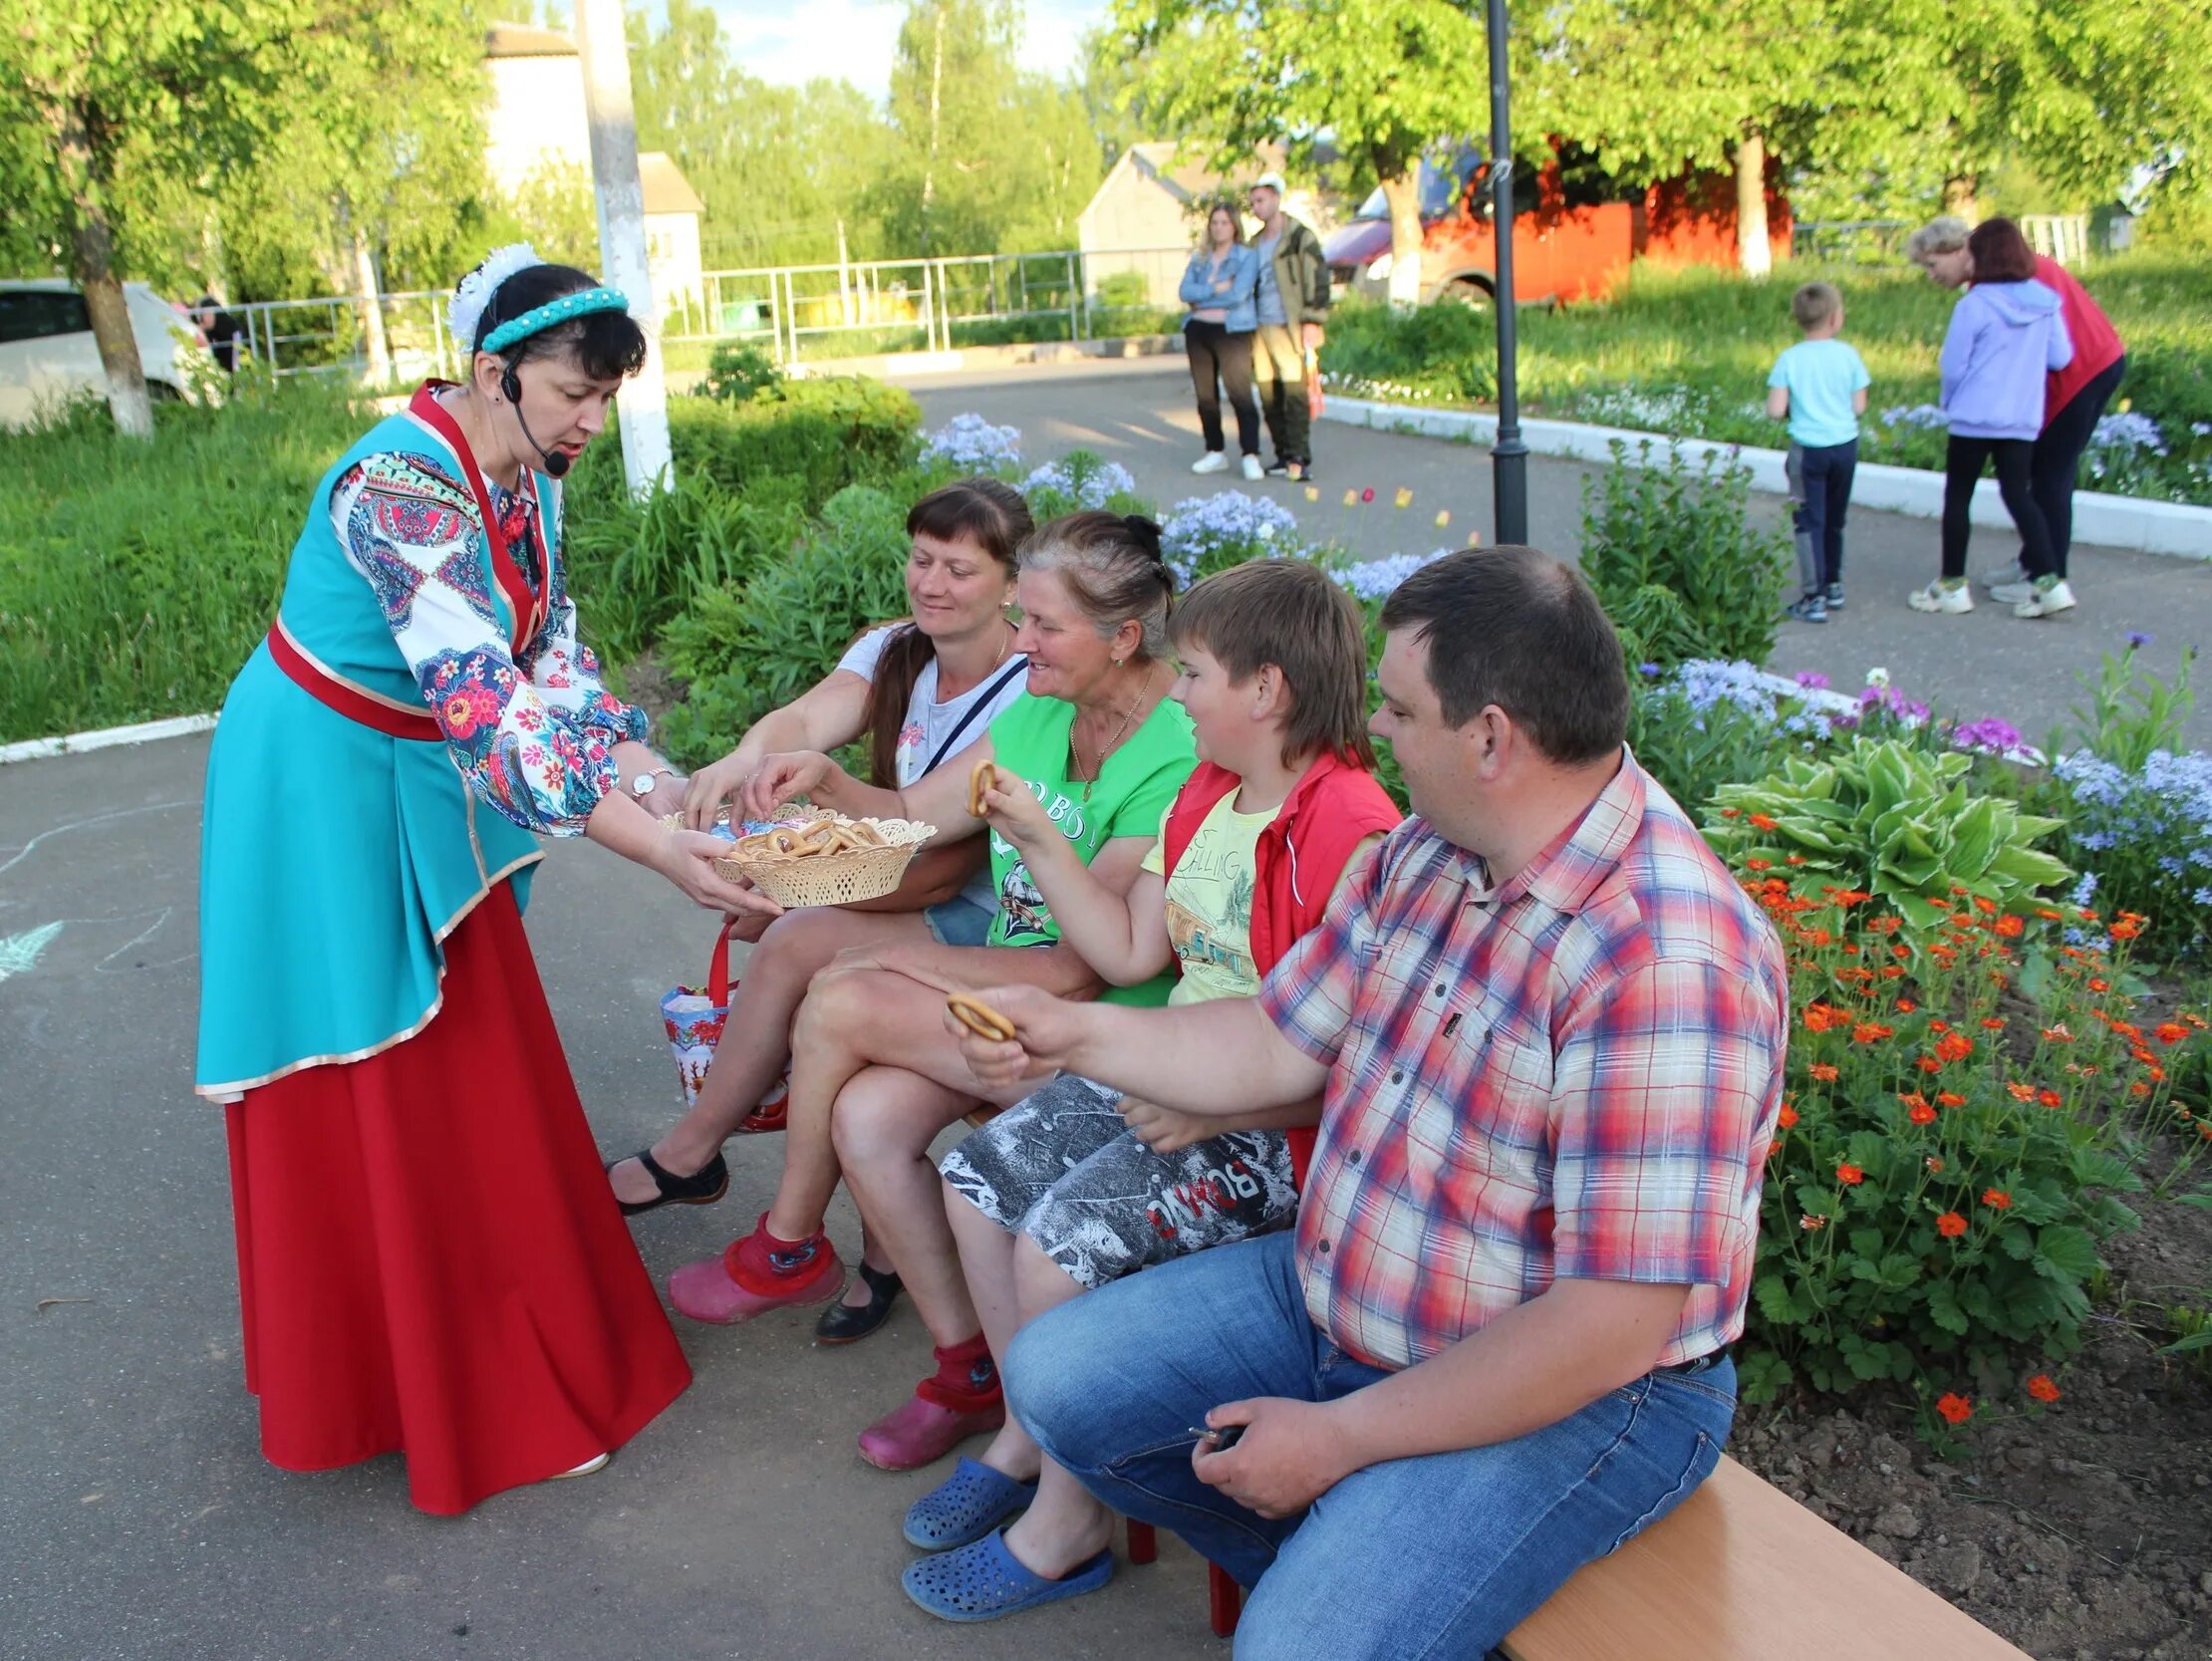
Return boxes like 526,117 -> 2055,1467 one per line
968,763 -> 1054,849
944,983 -> 1090,1088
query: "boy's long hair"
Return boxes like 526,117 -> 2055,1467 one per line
863,478 -> 1032,786
1168,559 -> 1376,770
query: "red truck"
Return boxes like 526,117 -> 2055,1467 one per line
1322,148 -> 1793,308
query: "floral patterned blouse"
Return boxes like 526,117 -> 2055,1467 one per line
331,451 -> 646,836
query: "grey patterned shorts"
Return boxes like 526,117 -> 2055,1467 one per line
940,1072 -> 1298,1290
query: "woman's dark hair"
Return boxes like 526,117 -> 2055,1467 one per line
862,478 -> 1034,786
1018,511 -> 1177,659
468,261 -> 648,382
1170,559 -> 1375,768
1379,545 -> 1628,765
1965,218 -> 2039,285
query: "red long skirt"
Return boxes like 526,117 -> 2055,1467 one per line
223,884 -> 691,1515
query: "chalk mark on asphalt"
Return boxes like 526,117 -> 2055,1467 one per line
0,920 -> 64,981
0,798 -> 196,881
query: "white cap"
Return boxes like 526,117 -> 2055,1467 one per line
1251,170 -> 1287,194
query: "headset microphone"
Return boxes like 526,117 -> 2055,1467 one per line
498,363 -> 570,478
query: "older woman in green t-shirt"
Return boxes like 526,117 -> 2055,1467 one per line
671,511 -> 1199,1471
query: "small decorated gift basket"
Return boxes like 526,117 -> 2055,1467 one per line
713,811 -> 937,908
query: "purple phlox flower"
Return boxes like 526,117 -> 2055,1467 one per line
1795,671 -> 1830,690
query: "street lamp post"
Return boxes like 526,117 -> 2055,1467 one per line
1486,0 -> 1528,547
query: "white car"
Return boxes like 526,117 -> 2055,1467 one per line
0,279 -> 219,430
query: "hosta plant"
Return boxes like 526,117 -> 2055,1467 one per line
1703,738 -> 2071,943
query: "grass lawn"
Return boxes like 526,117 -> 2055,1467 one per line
1320,250 -> 2212,504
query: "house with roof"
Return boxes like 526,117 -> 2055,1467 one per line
1076,142 -> 1338,307
482,21 -> 707,312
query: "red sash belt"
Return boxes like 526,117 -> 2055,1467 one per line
267,618 -> 443,741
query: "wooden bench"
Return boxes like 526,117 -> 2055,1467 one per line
1139,1456 -> 2034,1657
1504,1456 -> 2031,1661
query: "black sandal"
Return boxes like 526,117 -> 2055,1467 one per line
612,1149 -> 729,1218
814,1263 -> 903,1344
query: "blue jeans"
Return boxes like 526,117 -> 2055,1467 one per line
1007,1233 -> 1736,1661
1786,437 -> 1856,593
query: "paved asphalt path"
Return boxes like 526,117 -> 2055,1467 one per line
907,358 -> 2210,747
5,359 -> 2207,1661
0,733 -> 1219,1660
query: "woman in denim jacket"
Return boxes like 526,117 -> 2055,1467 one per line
1178,203 -> 1263,479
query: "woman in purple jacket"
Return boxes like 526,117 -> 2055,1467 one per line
1909,218 -> 2075,621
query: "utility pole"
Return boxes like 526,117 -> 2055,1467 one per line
1486,0 -> 1527,548
574,0 -> 674,497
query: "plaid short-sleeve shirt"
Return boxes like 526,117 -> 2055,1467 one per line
1258,751 -> 1788,1371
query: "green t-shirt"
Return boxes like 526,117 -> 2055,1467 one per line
985,691 -> 1198,1006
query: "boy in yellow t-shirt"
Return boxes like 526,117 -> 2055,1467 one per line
902,560 -> 1401,1619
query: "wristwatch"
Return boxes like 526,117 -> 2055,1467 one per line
630,767 -> 681,803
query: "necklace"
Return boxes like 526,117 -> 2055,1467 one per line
1073,662 -> 1155,800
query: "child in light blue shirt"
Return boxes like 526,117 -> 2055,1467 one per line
1767,282 -> 1870,623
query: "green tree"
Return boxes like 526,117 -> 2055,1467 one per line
0,0 -> 307,433
878,0 -> 1103,257
1107,0 -> 1488,305
629,0 -> 892,268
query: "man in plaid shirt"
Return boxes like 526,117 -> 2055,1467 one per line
954,546 -> 1789,1656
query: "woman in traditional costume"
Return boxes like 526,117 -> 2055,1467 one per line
195,246 -> 759,1514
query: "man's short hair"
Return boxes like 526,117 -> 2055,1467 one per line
1379,546 -> 1628,764
1791,281 -> 1841,332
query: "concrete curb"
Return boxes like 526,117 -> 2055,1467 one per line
1319,398 -> 2212,562
0,712 -> 217,767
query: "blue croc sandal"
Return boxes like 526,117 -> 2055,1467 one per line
901,1528 -> 1114,1623
903,1457 -> 1037,1550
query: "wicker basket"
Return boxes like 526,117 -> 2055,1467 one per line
714,816 -> 937,908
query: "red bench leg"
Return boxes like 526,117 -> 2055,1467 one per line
1208,1562 -> 1242,1638
1126,1519 -> 1157,1564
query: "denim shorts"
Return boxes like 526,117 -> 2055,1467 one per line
923,895 -> 996,948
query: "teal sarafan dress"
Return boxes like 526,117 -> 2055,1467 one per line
196,383 -> 689,1514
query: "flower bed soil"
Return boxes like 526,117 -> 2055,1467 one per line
1734,1176 -> 2212,1660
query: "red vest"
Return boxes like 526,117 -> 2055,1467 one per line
2035,255 -> 2125,425
1161,751 -> 1404,1188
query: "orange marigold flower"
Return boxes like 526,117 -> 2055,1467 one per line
2108,919 -> 2141,941
1750,812 -> 1779,831
2086,977 -> 2109,994
2155,1022 -> 2188,1045
1929,1019 -> 1951,1034
1937,1091 -> 1965,1108
1935,1032 -> 1973,1064
1746,858 -> 1773,872
1786,854 -> 1806,866
1802,1002 -> 1847,1033
1994,914 -> 2024,939
1896,998 -> 1917,1012
2007,1081 -> 2037,1102
1936,1211 -> 1967,1238
2036,908 -> 2064,922
1951,885 -> 1970,898
1880,966 -> 1906,980
1778,1104 -> 1799,1129
2041,1023 -> 2074,1043
1917,1056 -> 1943,1074
2025,1374 -> 2061,1404
1981,1189 -> 2012,1210
1836,1163 -> 1864,1186
2111,1020 -> 2141,1040
1908,1101 -> 1938,1126
1935,1392 -> 1973,1425
2200,1121 -> 2212,1139
1980,1017 -> 2005,1030
1973,896 -> 1997,915
1853,1021 -> 1894,1043
1800,1214 -> 1827,1232
2038,1089 -> 2063,1109
1925,1157 -> 1945,1174
1809,1063 -> 1840,1082
2130,1080 -> 2152,1099
1720,807 -> 1741,818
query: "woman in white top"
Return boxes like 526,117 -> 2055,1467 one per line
608,479 -> 1033,1332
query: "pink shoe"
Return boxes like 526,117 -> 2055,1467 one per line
667,1216 -> 844,1324
858,1391 -> 1005,1472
